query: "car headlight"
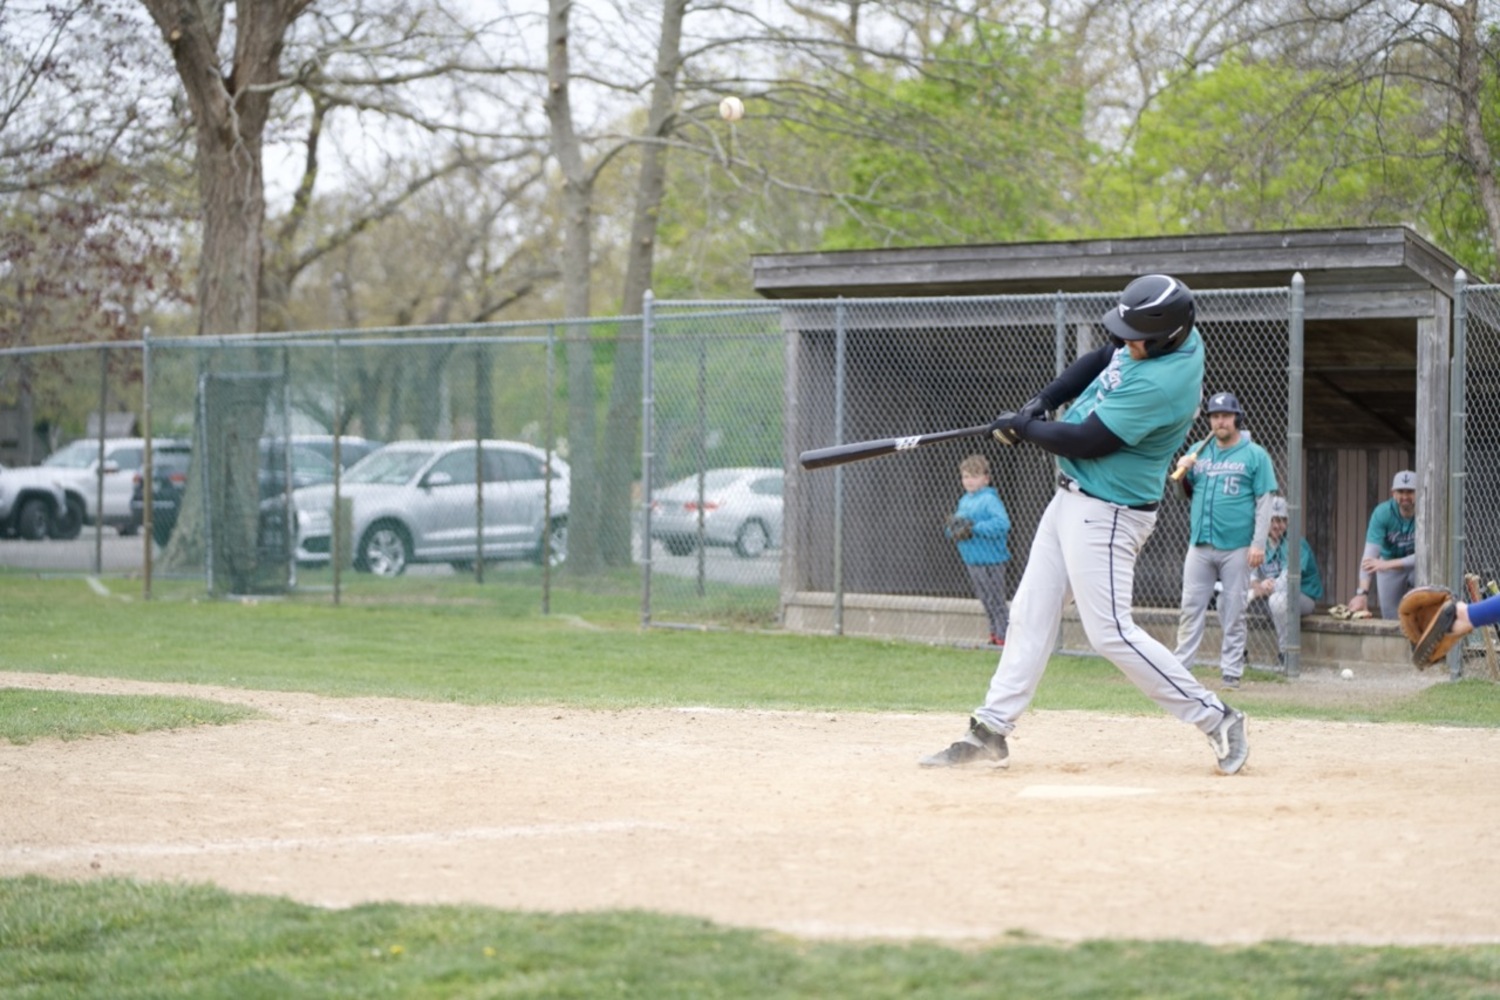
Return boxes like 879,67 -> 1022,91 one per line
298,508 -> 332,534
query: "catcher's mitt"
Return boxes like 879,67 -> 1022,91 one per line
946,515 -> 973,541
1398,586 -> 1463,669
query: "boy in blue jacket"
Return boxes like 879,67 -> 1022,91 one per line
946,454 -> 1012,646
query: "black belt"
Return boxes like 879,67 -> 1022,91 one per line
1058,473 -> 1159,512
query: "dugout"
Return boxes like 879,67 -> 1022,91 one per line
753,226 -> 1471,659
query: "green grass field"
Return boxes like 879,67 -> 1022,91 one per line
4,572 -> 1500,998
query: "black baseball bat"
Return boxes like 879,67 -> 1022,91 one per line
799,424 -> 993,470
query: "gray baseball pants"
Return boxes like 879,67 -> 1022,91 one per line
1374,565 -> 1416,620
1266,579 -> 1316,650
1175,544 -> 1252,677
973,487 -> 1229,738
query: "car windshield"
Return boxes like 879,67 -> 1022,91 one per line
41,441 -> 99,469
291,445 -> 334,478
344,447 -> 435,486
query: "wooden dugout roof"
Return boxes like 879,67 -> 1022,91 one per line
750,225 -> 1467,317
751,225 -> 1476,450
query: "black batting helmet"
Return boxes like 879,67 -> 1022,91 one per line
1205,390 -> 1245,428
1102,274 -> 1196,357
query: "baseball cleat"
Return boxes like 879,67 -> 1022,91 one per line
1220,673 -> 1240,690
1207,706 -> 1249,775
920,716 -> 1009,768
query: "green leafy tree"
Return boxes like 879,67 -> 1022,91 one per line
820,24 -> 1094,249
1096,55 -> 1443,238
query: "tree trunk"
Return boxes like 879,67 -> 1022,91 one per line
546,0 -> 602,575
599,0 -> 688,566
139,0 -> 307,586
1451,0 -> 1500,276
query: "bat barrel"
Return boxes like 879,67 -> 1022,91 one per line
798,425 -> 992,470
798,441 -> 895,470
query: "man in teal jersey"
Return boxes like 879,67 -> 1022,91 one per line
1171,391 -> 1279,689
921,274 -> 1249,776
1346,470 -> 1417,619
1248,496 -> 1324,663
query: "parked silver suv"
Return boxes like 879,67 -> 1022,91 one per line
293,440 -> 570,576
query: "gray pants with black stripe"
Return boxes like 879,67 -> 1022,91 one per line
1174,544 -> 1251,678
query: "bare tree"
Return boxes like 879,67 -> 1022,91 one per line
539,0 -> 974,570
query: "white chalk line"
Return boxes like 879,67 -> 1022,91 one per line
2,820 -> 675,865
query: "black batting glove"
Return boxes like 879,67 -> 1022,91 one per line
1016,395 -> 1050,423
945,515 -> 974,541
990,411 -> 1022,446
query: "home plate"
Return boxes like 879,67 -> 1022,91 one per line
1017,785 -> 1156,799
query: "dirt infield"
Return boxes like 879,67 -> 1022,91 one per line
3,670 -> 1500,946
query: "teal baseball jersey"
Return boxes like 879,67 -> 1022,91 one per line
1365,498 -> 1415,558
1058,330 -> 1205,507
1263,535 -> 1325,600
1185,437 -> 1278,549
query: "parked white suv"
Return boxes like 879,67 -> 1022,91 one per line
0,465 -> 70,540
25,438 -> 192,537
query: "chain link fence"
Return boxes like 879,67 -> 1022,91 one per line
1458,282 -> 1500,634
643,291 -> 1293,669
0,321 -> 638,617
11,281 -> 1498,680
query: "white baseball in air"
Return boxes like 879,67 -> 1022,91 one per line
1340,668 -> 1354,680
719,96 -> 744,121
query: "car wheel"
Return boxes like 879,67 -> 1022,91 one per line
48,496 -> 85,541
117,523 -> 138,537
533,517 -> 567,566
17,498 -> 53,541
662,537 -> 695,557
356,521 -> 411,576
734,519 -> 770,559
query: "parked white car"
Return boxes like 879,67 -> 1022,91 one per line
292,440 -> 569,576
37,438 -> 192,536
649,467 -> 784,558
0,466 -> 69,540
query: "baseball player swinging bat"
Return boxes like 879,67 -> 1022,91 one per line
799,424 -> 993,470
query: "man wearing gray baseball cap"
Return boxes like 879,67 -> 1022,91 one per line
1347,470 -> 1416,619
1248,496 -> 1324,660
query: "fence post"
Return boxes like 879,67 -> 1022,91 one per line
1449,271 -> 1468,679
474,343 -> 485,585
833,298 -> 847,636
142,327 -> 154,601
543,322 -> 556,616
332,334 -> 343,606
641,292 -> 655,629
1286,274 -> 1306,678
1053,291 -> 1067,377
94,348 -> 107,574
